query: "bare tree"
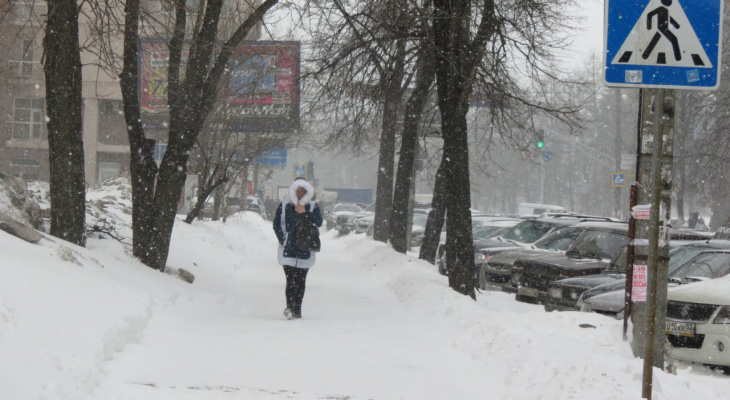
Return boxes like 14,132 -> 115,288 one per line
304,0 -> 425,242
120,0 -> 280,270
390,27 -> 436,253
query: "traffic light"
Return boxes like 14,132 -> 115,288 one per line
536,129 -> 545,149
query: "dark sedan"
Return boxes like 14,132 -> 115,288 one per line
544,234 -> 723,312
512,223 -> 628,305
480,222 -> 607,291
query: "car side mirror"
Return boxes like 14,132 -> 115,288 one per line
682,276 -> 709,284
667,277 -> 682,287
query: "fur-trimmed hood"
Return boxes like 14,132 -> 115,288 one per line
288,179 -> 315,205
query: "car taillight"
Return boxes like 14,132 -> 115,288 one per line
713,306 -> 730,324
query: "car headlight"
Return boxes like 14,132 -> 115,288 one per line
549,287 -> 563,299
714,306 -> 730,324
474,252 -> 485,263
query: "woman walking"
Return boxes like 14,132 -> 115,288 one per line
273,177 -> 323,319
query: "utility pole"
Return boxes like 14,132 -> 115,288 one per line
604,1 -> 723,398
614,89 -> 623,219
631,89 -> 674,399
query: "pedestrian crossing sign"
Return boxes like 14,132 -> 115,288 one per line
611,172 -> 627,188
293,163 -> 307,179
604,0 -> 723,89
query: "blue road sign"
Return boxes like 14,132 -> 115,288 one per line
293,163 -> 307,179
604,0 -> 723,89
256,148 -> 287,166
542,152 -> 553,162
612,172 -> 627,188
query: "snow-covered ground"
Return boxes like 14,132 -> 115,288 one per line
1,179 -> 730,400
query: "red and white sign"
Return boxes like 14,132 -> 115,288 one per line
632,205 -> 651,220
632,265 -> 647,302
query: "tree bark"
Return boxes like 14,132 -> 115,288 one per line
390,42 -> 436,253
419,161 -> 447,264
121,0 -> 159,262
43,0 -> 86,246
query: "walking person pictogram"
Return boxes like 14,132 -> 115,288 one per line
642,0 -> 681,63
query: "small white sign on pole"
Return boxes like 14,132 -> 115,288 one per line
632,264 -> 648,302
632,205 -> 651,220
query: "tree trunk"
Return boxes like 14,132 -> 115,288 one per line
431,0 -> 495,298
390,44 -> 436,253
419,161 -> 447,264
121,0 -> 159,262
373,40 -> 408,243
441,109 -> 474,298
43,0 -> 86,246
373,90 -> 404,243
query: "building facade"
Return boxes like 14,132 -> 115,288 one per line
0,0 -> 260,186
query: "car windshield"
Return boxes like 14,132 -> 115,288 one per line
671,252 -> 730,280
499,221 -> 557,244
335,204 -> 362,213
473,225 -> 508,240
533,226 -> 584,251
413,214 -> 428,228
667,246 -> 713,274
604,246 -> 628,273
602,244 -> 720,275
565,230 -> 627,260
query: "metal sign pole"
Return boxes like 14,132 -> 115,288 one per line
641,89 -> 665,400
624,183 -> 638,341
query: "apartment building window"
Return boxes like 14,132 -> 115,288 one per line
11,98 -> 44,140
9,39 -> 34,76
10,158 -> 41,167
14,0 -> 35,20
98,162 -> 120,183
12,172 -> 39,181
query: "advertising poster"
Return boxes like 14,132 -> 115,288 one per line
138,39 -> 300,133
632,264 -> 647,302
226,41 -> 300,133
139,39 -> 189,113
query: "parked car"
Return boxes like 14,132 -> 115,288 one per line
517,202 -> 567,217
512,222 -> 629,305
577,239 -> 730,318
665,274 -> 730,372
355,215 -> 375,235
335,203 -> 375,234
437,218 -> 523,276
324,202 -> 363,231
564,238 -> 730,313
447,215 -> 612,279
479,222 -> 605,291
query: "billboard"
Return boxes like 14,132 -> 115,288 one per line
138,39 -> 300,133
225,42 -> 300,133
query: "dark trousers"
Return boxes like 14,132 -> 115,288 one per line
283,265 -> 309,316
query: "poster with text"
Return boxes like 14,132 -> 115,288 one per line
139,39 -> 300,134
632,264 -> 647,302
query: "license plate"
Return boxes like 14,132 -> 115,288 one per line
665,320 -> 695,337
518,287 -> 539,297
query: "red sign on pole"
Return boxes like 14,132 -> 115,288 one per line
632,205 -> 651,220
632,264 -> 647,302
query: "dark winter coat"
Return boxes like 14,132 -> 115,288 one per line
273,201 -> 323,265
